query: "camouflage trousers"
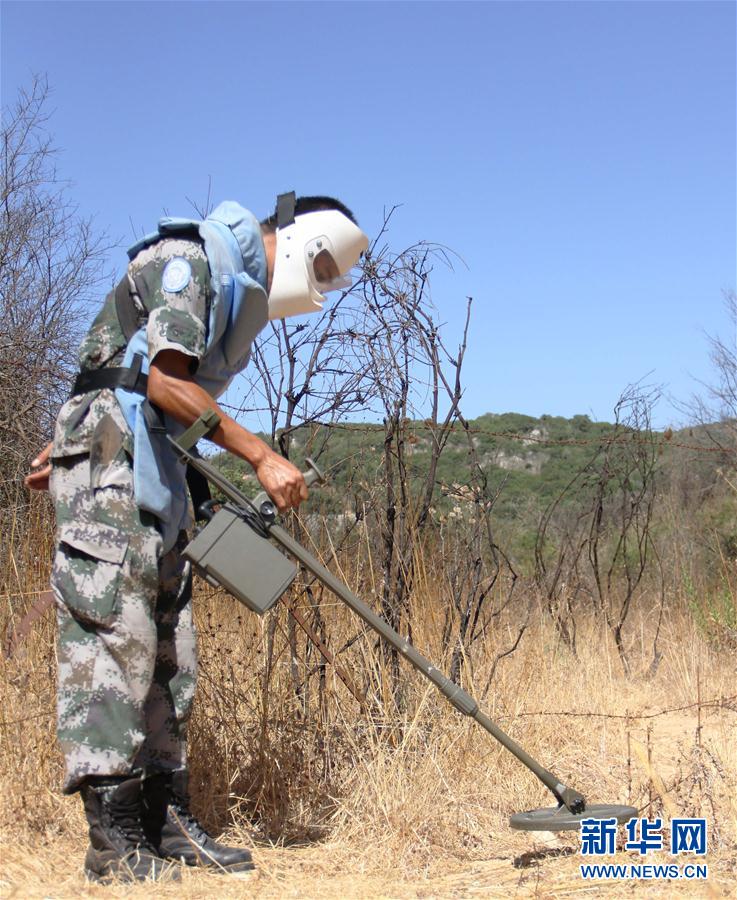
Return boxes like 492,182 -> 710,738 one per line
49,420 -> 196,794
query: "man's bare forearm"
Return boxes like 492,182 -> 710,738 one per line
147,351 -> 268,468
147,349 -> 307,512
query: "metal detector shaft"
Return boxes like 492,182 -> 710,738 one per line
267,522 -> 585,814
169,417 -> 585,814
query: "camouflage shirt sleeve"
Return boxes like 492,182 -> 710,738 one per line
128,237 -> 212,366
54,237 -> 212,459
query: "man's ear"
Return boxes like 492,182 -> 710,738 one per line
261,228 -> 277,293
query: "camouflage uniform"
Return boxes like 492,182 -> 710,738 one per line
50,238 -> 211,794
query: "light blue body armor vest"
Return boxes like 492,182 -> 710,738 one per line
114,202 -> 269,552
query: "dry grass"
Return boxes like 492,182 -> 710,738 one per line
1,507 -> 736,897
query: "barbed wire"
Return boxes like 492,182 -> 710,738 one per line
507,694 -> 737,721
2,694 -> 733,733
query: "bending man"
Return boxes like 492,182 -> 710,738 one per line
26,192 -> 368,882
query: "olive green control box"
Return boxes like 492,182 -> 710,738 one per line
183,507 -> 297,615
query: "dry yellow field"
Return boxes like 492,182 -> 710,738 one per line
2,566 -> 735,899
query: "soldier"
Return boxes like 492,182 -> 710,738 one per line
26,193 -> 368,882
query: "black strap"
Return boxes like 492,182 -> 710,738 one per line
80,265 -> 157,399
276,191 -> 296,229
185,462 -> 212,520
142,399 -> 167,435
146,402 -> 212,516
70,354 -> 148,398
115,264 -> 162,340
114,275 -> 141,341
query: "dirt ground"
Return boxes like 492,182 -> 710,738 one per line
2,777 -> 734,900
2,688 -> 735,897
1,833 -> 733,899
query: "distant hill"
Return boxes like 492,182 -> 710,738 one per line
207,411 -> 734,570
212,411 -> 634,517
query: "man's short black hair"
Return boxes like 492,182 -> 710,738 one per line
260,195 -> 358,232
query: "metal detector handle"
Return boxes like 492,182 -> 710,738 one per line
303,457 -> 325,489
252,457 -> 327,511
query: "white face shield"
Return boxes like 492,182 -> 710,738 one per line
267,194 -> 369,320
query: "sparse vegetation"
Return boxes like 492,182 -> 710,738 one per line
2,510 -> 736,896
1,77 -> 735,899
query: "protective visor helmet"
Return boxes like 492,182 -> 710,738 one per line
267,192 -> 369,320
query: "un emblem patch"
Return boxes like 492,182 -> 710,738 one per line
162,257 -> 192,293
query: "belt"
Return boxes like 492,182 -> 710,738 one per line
70,354 -> 147,398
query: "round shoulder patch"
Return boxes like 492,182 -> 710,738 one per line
162,257 -> 192,293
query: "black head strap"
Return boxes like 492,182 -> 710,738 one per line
276,191 -> 296,230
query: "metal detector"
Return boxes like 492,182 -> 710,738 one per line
170,411 -> 636,832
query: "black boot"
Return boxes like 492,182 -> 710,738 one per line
80,774 -> 179,883
143,770 -> 254,873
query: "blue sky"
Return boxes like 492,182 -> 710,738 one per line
2,0 -> 735,429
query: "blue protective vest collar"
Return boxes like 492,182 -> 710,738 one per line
209,202 -> 268,290
115,203 -> 269,552
126,202 -> 268,291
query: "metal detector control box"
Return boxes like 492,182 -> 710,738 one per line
183,505 -> 297,616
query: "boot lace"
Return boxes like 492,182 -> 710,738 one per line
109,795 -> 156,851
169,792 -> 210,844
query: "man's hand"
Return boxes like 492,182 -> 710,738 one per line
255,450 -> 308,513
25,442 -> 53,491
